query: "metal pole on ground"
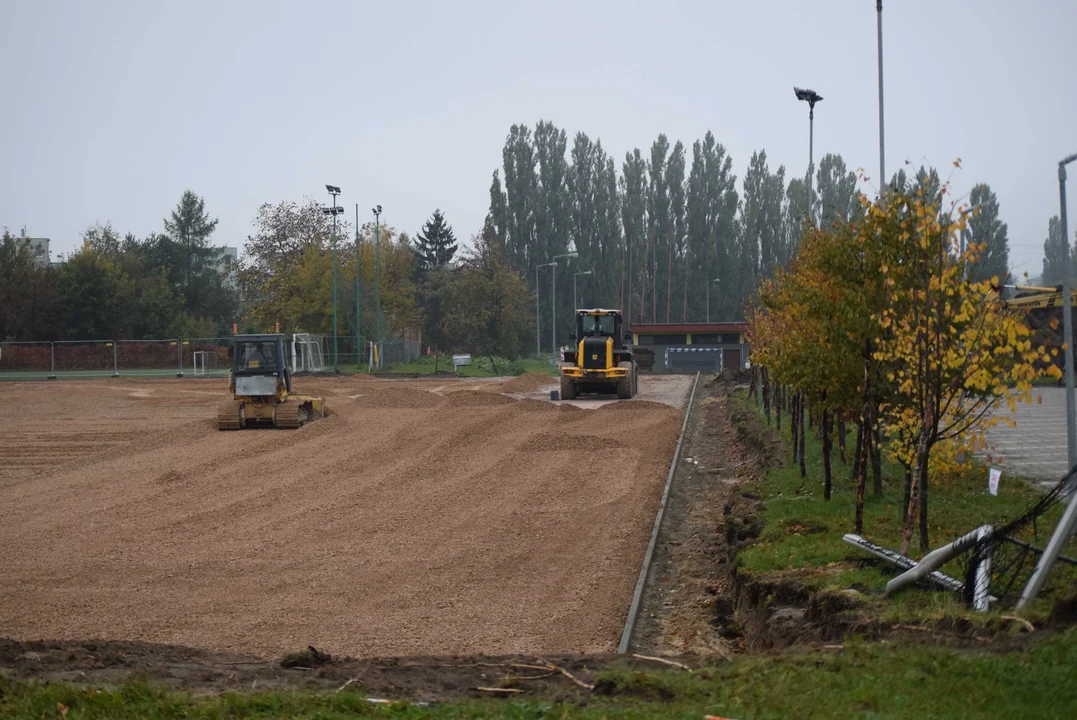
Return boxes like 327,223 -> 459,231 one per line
1058,154 -> 1077,483
1018,478 -> 1077,609
112,342 -> 118,377
176,339 -> 183,377
372,205 -> 383,342
49,342 -> 55,380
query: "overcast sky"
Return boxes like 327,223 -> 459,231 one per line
2,0 -> 1075,280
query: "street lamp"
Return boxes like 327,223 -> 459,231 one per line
372,205 -> 383,344
354,203 -> 361,367
574,269 -> 593,311
552,251 -> 578,363
706,278 -> 720,323
794,87 -> 823,221
536,262 -> 555,357
323,185 -> 343,372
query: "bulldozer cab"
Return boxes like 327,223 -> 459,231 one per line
231,334 -> 291,397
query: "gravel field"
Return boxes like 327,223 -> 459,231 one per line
0,375 -> 684,658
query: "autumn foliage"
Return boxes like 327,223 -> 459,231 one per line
747,177 -> 1060,554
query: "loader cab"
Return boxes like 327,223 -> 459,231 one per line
574,309 -> 628,349
231,334 -> 291,396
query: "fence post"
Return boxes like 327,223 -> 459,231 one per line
176,339 -> 183,377
112,341 -> 119,377
48,342 -> 56,380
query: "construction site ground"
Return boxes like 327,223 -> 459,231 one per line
0,374 -> 691,662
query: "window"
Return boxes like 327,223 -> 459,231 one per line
237,341 -> 279,372
580,314 -> 616,335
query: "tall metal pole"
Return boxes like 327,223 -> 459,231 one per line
1019,153 -> 1077,609
373,207 -> 382,343
552,261 -> 557,364
808,105 -> 814,223
331,196 -> 339,372
361,203 -> 366,365
877,0 -> 886,192
536,264 -> 542,357
1060,156 -> 1077,476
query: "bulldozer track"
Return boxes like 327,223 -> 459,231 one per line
216,400 -> 243,431
274,399 -> 303,429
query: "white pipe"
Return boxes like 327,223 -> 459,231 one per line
885,525 -> 991,596
973,525 -> 993,611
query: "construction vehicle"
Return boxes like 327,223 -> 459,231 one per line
560,309 -> 638,400
217,334 -> 327,430
990,284 -> 1077,381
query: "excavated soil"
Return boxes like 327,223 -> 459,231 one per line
499,372 -> 557,394
0,376 -> 682,660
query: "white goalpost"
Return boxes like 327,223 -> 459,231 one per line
291,333 -> 326,373
192,350 -> 217,376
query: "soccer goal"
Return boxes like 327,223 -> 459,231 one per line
291,333 -> 326,373
192,350 -> 217,376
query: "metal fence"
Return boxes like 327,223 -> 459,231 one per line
0,333 -> 420,379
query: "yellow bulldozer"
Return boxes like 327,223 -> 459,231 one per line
560,309 -> 638,400
217,333 -> 327,430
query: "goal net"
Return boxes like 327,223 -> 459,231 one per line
291,333 -> 326,373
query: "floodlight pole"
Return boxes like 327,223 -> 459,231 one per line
1018,152 -> 1077,611
707,278 -> 720,323
373,205 -> 383,342
552,252 -> 577,364
877,0 -> 886,192
794,87 -> 822,224
361,204 -> 366,368
325,186 -> 342,372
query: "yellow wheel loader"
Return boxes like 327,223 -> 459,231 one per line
560,309 -> 638,400
217,334 -> 327,430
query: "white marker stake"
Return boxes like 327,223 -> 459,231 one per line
989,468 -> 1001,496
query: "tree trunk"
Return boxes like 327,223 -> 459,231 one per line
851,420 -> 863,484
791,392 -> 800,462
776,385 -> 782,432
798,392 -> 807,479
822,392 -> 832,501
837,419 -> 847,464
798,392 -> 806,477
763,368 -> 771,426
854,424 -> 868,534
900,439 -> 930,556
902,461 -> 912,521
871,424 -> 883,497
919,462 -> 930,552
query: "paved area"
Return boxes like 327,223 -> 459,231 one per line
983,387 -> 1071,488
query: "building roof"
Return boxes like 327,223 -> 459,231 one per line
628,321 -> 746,334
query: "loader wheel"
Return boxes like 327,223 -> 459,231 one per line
560,370 -> 578,400
617,361 -> 635,399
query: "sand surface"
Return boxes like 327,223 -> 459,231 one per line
0,376 -> 683,658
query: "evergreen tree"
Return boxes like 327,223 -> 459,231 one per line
482,171 -> 508,248
684,132 -> 738,321
1042,215 -> 1068,286
163,190 -> 219,305
963,183 -> 1009,283
413,209 -> 458,273
815,153 -> 859,228
501,125 -> 538,271
534,121 -> 571,340
782,172 -> 812,267
621,150 -> 647,323
646,135 -> 670,323
595,149 -> 621,310
665,141 -> 687,321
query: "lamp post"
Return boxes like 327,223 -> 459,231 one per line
372,205 -> 382,343
794,87 -> 823,222
536,262 -> 555,357
323,185 -> 343,372
552,251 -> 578,363
574,270 -> 593,311
706,278 -> 720,323
877,0 -> 886,192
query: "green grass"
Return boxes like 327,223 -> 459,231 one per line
4,629 -> 1076,718
733,389 -> 1074,617
381,355 -> 558,378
